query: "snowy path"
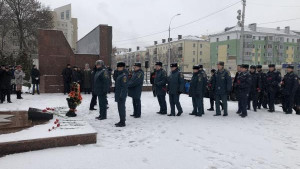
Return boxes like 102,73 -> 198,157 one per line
0,92 -> 299,169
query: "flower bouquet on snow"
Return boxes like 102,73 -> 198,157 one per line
66,82 -> 82,117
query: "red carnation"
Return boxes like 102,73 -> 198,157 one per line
57,123 -> 60,127
42,109 -> 47,112
48,129 -> 51,132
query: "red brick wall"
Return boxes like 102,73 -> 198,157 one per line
99,25 -> 112,67
38,29 -> 111,93
74,54 -> 100,69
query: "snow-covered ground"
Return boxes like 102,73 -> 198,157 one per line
0,92 -> 299,169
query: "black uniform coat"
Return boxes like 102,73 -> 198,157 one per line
128,69 -> 144,99
31,68 -> 40,84
249,72 -> 261,92
114,70 -> 129,102
154,69 -> 167,96
189,71 -> 207,97
0,70 -> 12,89
62,68 -> 72,83
266,70 -> 281,93
282,72 -> 298,96
167,68 -> 185,95
93,68 -> 110,96
212,69 -> 232,95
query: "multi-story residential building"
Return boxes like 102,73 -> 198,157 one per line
146,35 -> 210,72
210,23 -> 300,72
52,4 -> 78,51
115,50 -> 147,69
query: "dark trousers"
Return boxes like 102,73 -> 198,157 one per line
84,88 -> 91,94
248,91 -> 258,111
118,98 -> 126,122
192,96 -> 203,115
239,92 -> 249,116
268,91 -> 276,110
215,94 -> 228,115
283,95 -> 294,113
98,94 -> 107,118
64,81 -> 71,94
90,94 -> 97,109
258,91 -> 268,108
132,98 -> 141,117
169,94 -> 183,115
157,94 -> 167,113
209,97 -> 214,109
32,84 -> 40,94
1,89 -> 11,102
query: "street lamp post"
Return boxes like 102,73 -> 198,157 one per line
167,13 -> 181,75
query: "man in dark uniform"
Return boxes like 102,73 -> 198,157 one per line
114,62 -> 128,127
0,66 -> 13,103
62,64 -> 72,94
281,65 -> 299,114
257,65 -> 267,109
167,63 -> 185,116
128,62 -> 144,118
212,61 -> 232,116
93,60 -> 110,120
294,78 -> 300,115
197,64 -> 207,115
90,65 -> 98,111
154,62 -> 168,115
233,65 -> 242,101
265,64 -> 281,112
207,69 -> 216,111
248,65 -> 261,112
236,64 -> 252,118
189,65 -> 206,116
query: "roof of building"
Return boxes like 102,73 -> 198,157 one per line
210,24 -> 300,37
146,35 -> 208,48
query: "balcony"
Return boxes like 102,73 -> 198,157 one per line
178,47 -> 183,51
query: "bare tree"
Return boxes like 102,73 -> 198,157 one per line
4,0 -> 53,52
0,0 -> 13,52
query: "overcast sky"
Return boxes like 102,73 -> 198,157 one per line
39,0 -> 300,50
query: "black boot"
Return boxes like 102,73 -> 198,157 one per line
115,121 -> 126,127
176,112 -> 183,116
89,108 -> 97,111
207,108 -> 214,111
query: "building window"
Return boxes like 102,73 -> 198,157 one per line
259,36 -> 261,40
216,46 -> 218,50
193,51 -> 196,55
193,58 -> 195,62
66,10 -> 70,20
216,38 -> 219,42
200,44 -> 203,48
227,44 -> 230,49
193,43 -> 196,47
61,12 -> 64,19
287,38 -> 289,43
227,36 -> 230,40
253,36 -> 256,40
200,51 -> 202,55
292,39 -> 295,43
268,44 -> 272,48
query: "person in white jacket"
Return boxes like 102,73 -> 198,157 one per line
14,65 -> 25,99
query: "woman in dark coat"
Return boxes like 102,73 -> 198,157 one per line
83,64 -> 92,94
1,66 -> 13,103
31,65 -> 40,95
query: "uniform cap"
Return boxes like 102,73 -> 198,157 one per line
193,65 -> 200,70
134,62 -> 142,67
268,64 -> 275,68
217,61 -> 224,66
117,62 -> 126,67
170,63 -> 178,68
155,62 -> 163,66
